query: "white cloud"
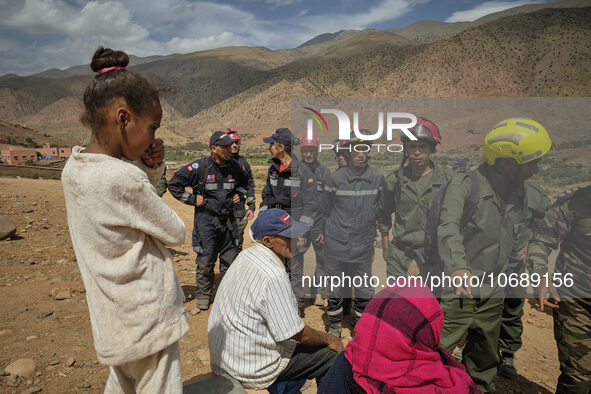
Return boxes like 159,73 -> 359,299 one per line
446,0 -> 546,22
166,32 -> 238,53
0,0 -> 426,76
265,0 -> 300,5
7,0 -> 148,40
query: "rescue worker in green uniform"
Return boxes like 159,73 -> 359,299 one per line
377,117 -> 453,277
527,185 -> 591,394
437,118 -> 552,392
498,181 -> 551,379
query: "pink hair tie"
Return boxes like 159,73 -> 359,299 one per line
97,66 -> 126,74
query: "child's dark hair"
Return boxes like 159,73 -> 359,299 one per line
81,47 -> 160,133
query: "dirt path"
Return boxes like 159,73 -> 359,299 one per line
0,177 -> 559,393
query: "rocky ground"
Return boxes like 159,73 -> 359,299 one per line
0,177 -> 561,393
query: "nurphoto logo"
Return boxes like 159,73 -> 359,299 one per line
303,107 -> 418,153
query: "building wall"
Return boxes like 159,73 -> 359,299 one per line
0,147 -> 38,165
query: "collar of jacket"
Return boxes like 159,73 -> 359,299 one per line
398,160 -> 445,187
209,154 -> 231,169
304,159 -> 320,172
269,157 -> 299,174
476,162 -> 527,207
344,165 -> 372,183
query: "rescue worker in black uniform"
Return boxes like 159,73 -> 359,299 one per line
168,131 -> 248,310
261,127 -> 317,316
225,128 -> 256,250
300,132 -> 331,307
322,131 -> 385,338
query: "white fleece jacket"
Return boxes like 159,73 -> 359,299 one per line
62,146 -> 189,365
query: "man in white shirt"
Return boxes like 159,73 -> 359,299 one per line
208,208 -> 343,390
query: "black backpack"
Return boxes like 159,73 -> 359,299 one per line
423,171 -> 480,272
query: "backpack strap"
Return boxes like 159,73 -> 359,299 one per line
460,170 -> 479,227
197,156 -> 210,196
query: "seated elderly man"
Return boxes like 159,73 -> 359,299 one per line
208,208 -> 343,390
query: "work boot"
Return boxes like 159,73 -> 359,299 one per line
500,355 -> 517,379
197,297 -> 210,311
328,322 -> 342,338
314,293 -> 324,306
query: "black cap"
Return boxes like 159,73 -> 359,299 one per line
210,131 -> 234,147
263,128 -> 294,145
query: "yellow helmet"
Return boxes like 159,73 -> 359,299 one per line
484,118 -> 551,165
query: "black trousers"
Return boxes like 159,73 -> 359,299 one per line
275,344 -> 338,386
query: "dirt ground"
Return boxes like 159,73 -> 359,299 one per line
0,177 -> 561,393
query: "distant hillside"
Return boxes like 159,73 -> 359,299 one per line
373,7 -> 591,97
32,55 -> 167,79
1,2 -> 590,148
0,122 -> 70,147
298,30 -> 360,47
176,7 -> 591,143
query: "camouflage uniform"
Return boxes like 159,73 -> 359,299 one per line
377,161 -> 453,277
438,163 -> 529,392
527,185 -> 591,394
498,182 -> 551,357
155,167 -> 168,197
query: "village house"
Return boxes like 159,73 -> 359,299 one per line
0,143 -> 71,165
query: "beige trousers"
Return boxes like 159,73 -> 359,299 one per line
104,341 -> 182,394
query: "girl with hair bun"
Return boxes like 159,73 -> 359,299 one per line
62,47 -> 188,393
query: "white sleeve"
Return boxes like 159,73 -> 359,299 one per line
123,175 -> 186,246
134,160 -> 165,188
259,274 -> 305,342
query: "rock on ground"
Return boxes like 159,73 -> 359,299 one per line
0,215 -> 17,240
4,358 -> 36,377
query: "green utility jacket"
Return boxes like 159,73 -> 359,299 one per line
378,161 -> 453,248
437,163 -> 528,298
528,185 -> 591,299
517,181 -> 551,249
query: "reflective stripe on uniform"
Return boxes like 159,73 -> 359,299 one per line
327,307 -> 343,316
299,215 -> 314,225
335,189 -> 379,196
284,179 -> 300,187
270,179 -> 278,186
205,183 -> 217,191
223,182 -> 236,190
180,191 -> 192,203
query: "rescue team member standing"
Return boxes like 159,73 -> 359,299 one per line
497,181 -> 550,379
378,117 -> 453,277
208,209 -> 342,390
322,132 -> 385,338
225,128 -> 256,250
528,185 -> 591,394
261,128 -> 317,316
169,131 -> 248,310
300,132 -> 331,306
437,118 -> 552,392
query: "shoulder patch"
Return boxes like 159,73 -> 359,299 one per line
192,162 -> 199,169
187,165 -> 193,171
557,188 -> 579,204
308,178 -> 314,183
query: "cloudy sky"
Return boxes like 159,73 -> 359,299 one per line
0,0 -> 548,76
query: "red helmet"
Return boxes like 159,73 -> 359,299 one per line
401,117 -> 441,144
300,132 -> 319,147
225,128 -> 241,141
